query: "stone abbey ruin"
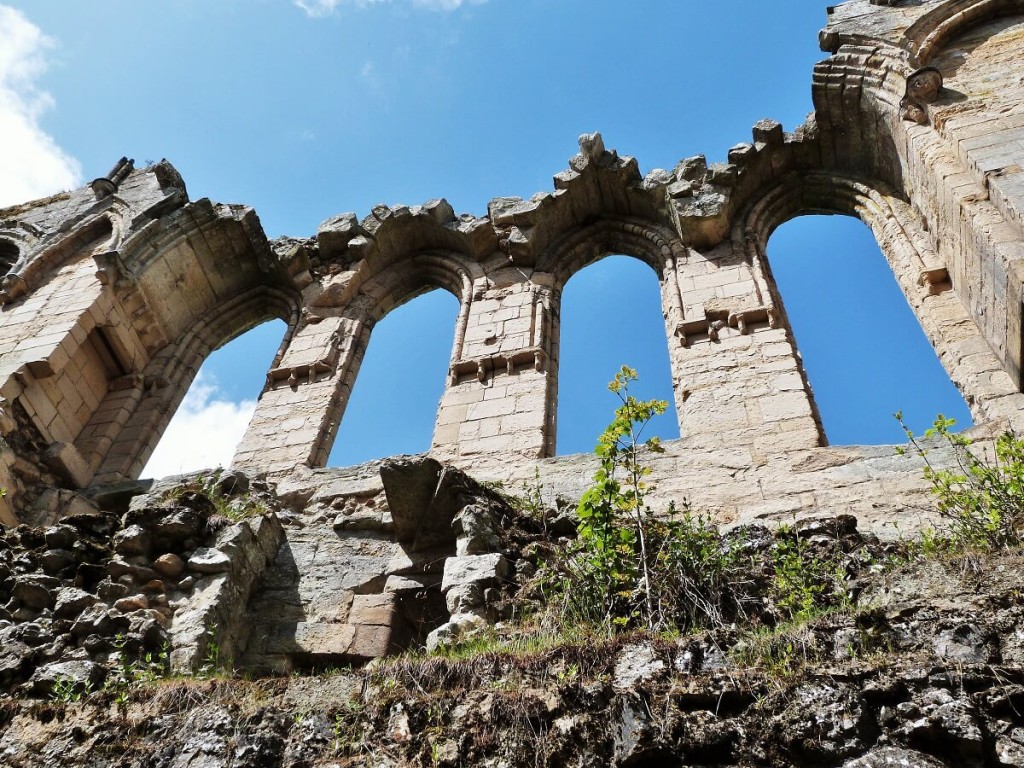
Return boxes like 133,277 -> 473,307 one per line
4,0 -> 1024,763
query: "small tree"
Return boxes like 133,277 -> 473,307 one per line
542,366 -> 745,634
575,366 -> 667,629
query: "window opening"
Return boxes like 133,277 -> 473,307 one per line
327,289 -> 459,467
556,255 -> 678,455
767,214 -> 972,443
142,319 -> 287,478
0,239 -> 18,274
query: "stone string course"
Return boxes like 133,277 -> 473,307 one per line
0,0 -> 1023,669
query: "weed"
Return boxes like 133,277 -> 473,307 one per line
517,468 -> 546,520
102,634 -> 170,707
331,697 -> 367,756
733,616 -> 823,682
770,524 -> 850,623
49,675 -> 91,704
162,470 -> 268,523
199,623 -> 223,677
572,365 -> 668,629
554,662 -> 579,685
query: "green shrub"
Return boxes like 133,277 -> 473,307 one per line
897,413 -> 1024,551
50,675 -> 91,704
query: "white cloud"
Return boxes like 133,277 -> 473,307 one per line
0,6 -> 81,208
294,0 -> 343,17
412,0 -> 482,9
294,0 -> 484,17
142,372 -> 257,479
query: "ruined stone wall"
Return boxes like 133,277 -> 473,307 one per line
0,0 -> 1022,532
0,0 -> 1023,676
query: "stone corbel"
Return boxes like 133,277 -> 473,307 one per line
109,372 -> 145,391
449,347 -> 549,385
0,273 -> 29,304
673,322 -> 688,347
728,306 -> 771,335
900,67 -> 943,125
267,338 -> 341,391
271,357 -> 336,390
676,303 -> 772,345
676,318 -> 708,347
270,354 -> 338,390
918,266 -> 950,293
93,249 -> 123,286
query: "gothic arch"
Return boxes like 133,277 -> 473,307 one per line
533,216 -> 691,445
535,216 -> 685,290
0,214 -> 115,306
738,171 -> 1017,424
294,249 -> 480,468
351,251 -> 478,322
341,249 -> 480,378
91,286 -> 300,483
906,0 -> 1024,66
536,216 -> 689,364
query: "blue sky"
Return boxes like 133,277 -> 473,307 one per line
0,0 -> 972,475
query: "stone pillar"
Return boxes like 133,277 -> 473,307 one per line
233,311 -> 371,475
432,275 -> 555,461
667,242 -> 823,453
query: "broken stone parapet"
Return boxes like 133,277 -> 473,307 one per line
168,512 -> 284,674
428,533 -> 512,651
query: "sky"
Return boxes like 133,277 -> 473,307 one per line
0,0 -> 973,477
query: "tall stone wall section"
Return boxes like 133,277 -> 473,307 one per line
2,0 -> 1024,677
0,0 -> 1021,535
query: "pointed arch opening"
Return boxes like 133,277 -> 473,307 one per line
767,214 -> 972,443
327,288 -> 460,467
555,255 -> 679,456
142,319 -> 288,478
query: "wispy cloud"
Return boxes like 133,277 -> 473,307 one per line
0,5 -> 80,207
294,0 -> 485,17
295,0 -> 344,17
142,372 -> 257,479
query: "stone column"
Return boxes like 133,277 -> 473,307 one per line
666,242 -> 823,454
233,311 -> 371,476
431,274 -> 555,461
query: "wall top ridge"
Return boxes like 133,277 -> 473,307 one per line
283,122 -> 830,297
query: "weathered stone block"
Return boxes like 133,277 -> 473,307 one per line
441,554 -> 510,593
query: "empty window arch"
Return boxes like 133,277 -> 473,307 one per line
766,214 -> 972,443
555,255 -> 679,456
142,319 -> 287,478
328,288 -> 460,467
